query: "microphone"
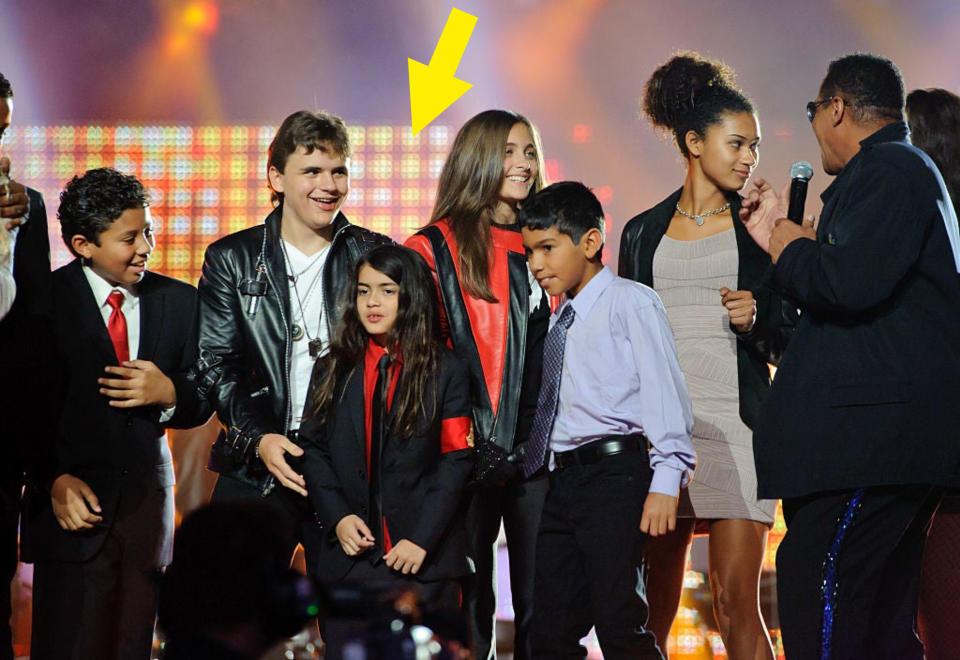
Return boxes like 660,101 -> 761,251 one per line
787,161 -> 814,224
787,160 -> 813,225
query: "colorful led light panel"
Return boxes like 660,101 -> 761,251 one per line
2,124 -> 462,284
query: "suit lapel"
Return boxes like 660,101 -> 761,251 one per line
63,260 -> 118,364
137,273 -> 163,362
343,365 -> 366,452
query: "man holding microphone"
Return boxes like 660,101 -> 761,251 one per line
740,53 -> 960,660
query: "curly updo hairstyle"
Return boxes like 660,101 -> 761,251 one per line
642,51 -> 754,157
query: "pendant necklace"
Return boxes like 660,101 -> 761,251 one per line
675,201 -> 731,227
281,240 -> 326,358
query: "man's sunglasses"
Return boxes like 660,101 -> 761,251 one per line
806,97 -> 833,122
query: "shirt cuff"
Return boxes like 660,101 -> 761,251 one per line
159,406 -> 176,423
649,464 -> 684,498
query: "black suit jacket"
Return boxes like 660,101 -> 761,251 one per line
300,348 -> 474,583
755,121 -> 960,498
21,260 -> 209,563
0,188 -> 54,454
619,189 -> 797,430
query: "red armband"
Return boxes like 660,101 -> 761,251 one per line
441,417 -> 473,453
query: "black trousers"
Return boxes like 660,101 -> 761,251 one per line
464,471 -> 549,660
30,480 -> 174,660
531,449 -> 662,660
777,485 -> 942,660
319,560 -> 463,658
0,457 -> 22,660
210,473 -> 324,561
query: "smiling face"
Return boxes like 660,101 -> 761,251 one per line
269,144 -> 349,238
356,263 -> 400,345
688,111 -> 760,192
494,122 -> 540,219
72,206 -> 155,286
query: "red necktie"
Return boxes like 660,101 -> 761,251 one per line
106,290 -> 129,364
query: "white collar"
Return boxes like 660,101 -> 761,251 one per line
81,262 -> 140,308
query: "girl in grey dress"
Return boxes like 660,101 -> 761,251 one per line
620,52 -> 796,660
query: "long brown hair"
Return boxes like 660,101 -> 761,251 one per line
428,109 -> 546,302
310,246 -> 442,438
907,88 -> 960,214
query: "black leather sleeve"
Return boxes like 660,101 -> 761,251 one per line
733,269 -> 798,367
165,284 -> 213,430
617,220 -> 643,282
195,243 -> 275,457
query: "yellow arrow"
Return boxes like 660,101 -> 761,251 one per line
408,7 -> 477,136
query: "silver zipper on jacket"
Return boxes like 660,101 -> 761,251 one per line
259,240 -> 292,437
260,220 -> 351,495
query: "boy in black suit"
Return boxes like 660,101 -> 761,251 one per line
22,168 -> 209,660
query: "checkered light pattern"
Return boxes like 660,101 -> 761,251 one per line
2,123 -> 455,284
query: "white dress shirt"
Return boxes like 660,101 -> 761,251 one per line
549,266 -> 696,497
82,264 -> 174,421
0,227 -> 14,320
283,240 -> 331,429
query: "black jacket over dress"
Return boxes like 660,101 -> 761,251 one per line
300,348 -> 474,584
21,260 -> 209,564
753,121 -> 960,499
195,209 -> 392,494
619,189 -> 797,430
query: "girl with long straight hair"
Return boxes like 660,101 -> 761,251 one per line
300,245 -> 475,656
405,109 -> 549,659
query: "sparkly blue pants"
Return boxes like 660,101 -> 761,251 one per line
776,486 -> 941,660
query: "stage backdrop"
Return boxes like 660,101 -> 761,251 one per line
4,119 -> 787,567
4,121 -> 787,659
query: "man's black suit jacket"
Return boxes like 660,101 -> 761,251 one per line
300,348 -> 474,584
21,259 -> 208,564
0,188 -> 54,453
755,121 -> 960,499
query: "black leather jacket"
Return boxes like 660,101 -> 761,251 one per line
195,207 -> 392,493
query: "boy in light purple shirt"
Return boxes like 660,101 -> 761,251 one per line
518,181 -> 695,659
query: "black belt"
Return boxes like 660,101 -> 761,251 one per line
552,435 -> 645,470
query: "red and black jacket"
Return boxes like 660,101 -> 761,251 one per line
405,220 -> 540,452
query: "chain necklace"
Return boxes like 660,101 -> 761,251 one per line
675,201 -> 731,227
286,248 -> 326,282
280,240 -> 327,358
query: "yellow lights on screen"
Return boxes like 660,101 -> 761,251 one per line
2,124 -> 455,284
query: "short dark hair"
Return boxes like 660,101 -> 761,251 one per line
0,72 -> 11,98
820,53 -> 904,122
58,168 -> 149,256
267,110 -> 351,204
518,181 -> 605,257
